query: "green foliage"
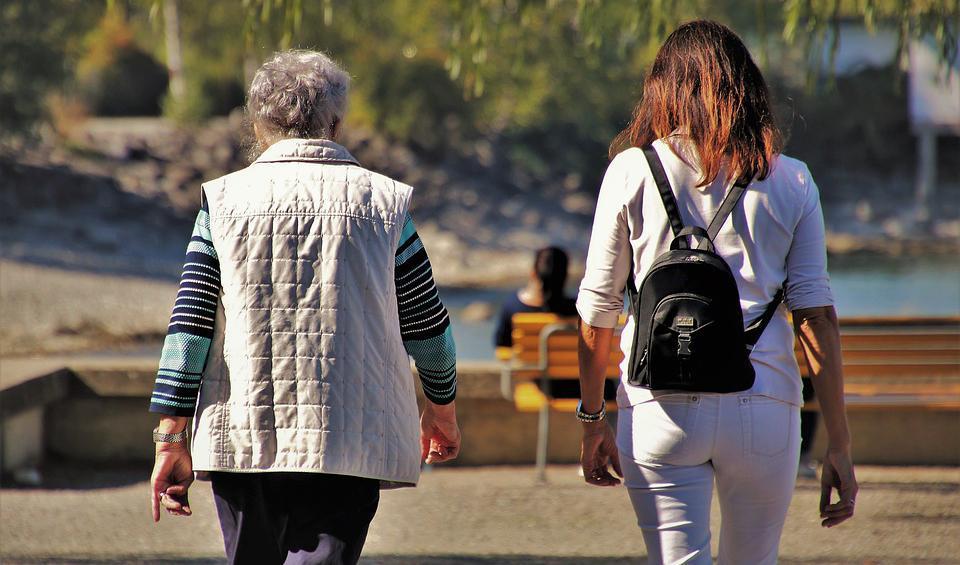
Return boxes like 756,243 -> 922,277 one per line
223,0 -> 957,177
6,0 -> 958,171
160,78 -> 210,123
0,1 -> 89,136
779,0 -> 959,89
79,45 -> 168,116
354,56 -> 472,158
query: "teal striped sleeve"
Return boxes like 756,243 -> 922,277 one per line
395,213 -> 457,404
149,200 -> 220,416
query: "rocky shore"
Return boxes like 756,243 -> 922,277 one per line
2,116 -> 598,287
1,117 -> 957,355
4,116 -> 958,285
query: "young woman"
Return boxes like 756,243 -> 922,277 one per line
576,21 -> 857,564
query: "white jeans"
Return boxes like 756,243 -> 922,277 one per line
617,393 -> 801,565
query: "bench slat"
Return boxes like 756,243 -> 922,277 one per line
513,333 -> 960,353
799,362 -> 959,378
515,382 -> 960,412
832,334 -> 959,349
543,366 -> 621,378
512,335 -> 581,351
795,349 -> 960,361
843,382 -> 960,395
507,313 -> 960,411
513,382 -> 619,413
513,350 -> 624,365
838,316 -> 960,328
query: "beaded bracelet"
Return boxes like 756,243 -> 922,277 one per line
576,400 -> 606,423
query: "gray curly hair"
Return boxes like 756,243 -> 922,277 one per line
247,50 -> 350,142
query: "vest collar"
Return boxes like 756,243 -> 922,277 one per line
254,138 -> 360,166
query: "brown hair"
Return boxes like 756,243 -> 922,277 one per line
611,20 -> 782,186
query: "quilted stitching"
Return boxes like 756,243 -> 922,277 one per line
190,139 -> 420,485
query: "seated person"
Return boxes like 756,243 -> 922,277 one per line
494,246 -> 578,349
494,247 -> 615,400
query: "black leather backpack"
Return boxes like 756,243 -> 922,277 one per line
626,145 -> 784,393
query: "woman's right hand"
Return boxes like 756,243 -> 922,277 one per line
151,442 -> 194,522
420,401 -> 461,464
819,445 -> 858,528
581,421 -> 622,487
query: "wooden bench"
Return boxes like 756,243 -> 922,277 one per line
498,313 -> 623,480
500,313 -> 960,479
798,317 -> 960,411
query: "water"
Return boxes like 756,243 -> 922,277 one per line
828,256 -> 960,316
442,255 -> 960,361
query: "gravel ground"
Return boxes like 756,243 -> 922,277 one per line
1,464 -> 957,564
0,260 -> 175,356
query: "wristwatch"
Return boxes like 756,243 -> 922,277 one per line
576,400 -> 606,423
153,427 -> 189,444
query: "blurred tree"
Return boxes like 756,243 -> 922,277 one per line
163,0 -> 187,98
161,0 -> 186,110
224,0 -> 957,182
239,1 -> 957,98
4,0 -> 957,167
77,9 -> 168,116
0,1 -> 98,136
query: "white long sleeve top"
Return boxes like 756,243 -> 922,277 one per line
577,137 -> 834,407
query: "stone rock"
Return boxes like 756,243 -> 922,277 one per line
562,193 -> 595,215
883,218 -> 906,238
460,301 -> 496,323
854,199 -> 873,223
934,219 -> 960,239
563,172 -> 582,192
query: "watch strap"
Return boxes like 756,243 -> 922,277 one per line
153,427 -> 188,443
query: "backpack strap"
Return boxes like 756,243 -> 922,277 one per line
629,143 -> 680,300
641,145 -> 684,237
704,177 -> 750,241
743,286 -> 786,349
644,144 -> 751,249
671,226 -> 714,253
634,144 -> 778,348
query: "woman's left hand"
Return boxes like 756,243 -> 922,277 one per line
580,421 -> 622,487
420,400 -> 461,464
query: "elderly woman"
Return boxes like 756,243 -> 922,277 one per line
147,50 -> 461,565
576,21 -> 857,564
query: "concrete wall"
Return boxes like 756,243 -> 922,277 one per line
23,362 -> 957,467
1,407 -> 44,472
2,359 -> 957,468
810,409 -> 960,466
38,363 -> 592,465
46,397 -> 157,463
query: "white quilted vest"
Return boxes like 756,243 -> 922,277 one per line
190,138 -> 421,486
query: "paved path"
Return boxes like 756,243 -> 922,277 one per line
2,464 -> 958,564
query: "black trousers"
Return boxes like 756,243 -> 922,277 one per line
210,472 -> 380,565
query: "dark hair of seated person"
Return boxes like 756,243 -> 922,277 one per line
494,246 -> 577,348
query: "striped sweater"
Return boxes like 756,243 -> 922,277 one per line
149,205 -> 457,416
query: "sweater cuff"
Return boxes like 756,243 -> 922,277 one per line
148,402 -> 195,418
